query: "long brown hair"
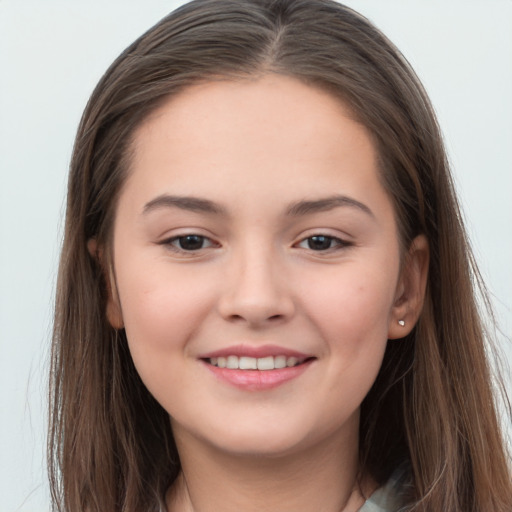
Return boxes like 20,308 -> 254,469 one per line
49,1 -> 512,510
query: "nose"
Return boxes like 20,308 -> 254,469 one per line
217,246 -> 295,327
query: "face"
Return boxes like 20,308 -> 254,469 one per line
108,75 -> 419,457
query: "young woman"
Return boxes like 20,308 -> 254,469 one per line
48,1 -> 512,511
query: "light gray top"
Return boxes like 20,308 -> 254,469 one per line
358,468 -> 408,512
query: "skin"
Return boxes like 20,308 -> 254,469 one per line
104,75 -> 429,512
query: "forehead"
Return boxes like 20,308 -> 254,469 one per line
123,75 -> 388,216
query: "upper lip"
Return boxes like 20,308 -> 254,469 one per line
199,344 -> 314,360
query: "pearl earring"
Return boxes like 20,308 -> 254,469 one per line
398,320 -> 405,326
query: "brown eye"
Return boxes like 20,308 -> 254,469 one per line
306,235 -> 334,251
177,235 -> 205,250
165,234 -> 214,251
296,235 -> 350,252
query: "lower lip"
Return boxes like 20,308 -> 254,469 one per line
202,360 -> 314,391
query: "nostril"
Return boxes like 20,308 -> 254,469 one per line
228,313 -> 283,323
218,288 -> 295,325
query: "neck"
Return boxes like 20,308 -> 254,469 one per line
166,417 -> 374,512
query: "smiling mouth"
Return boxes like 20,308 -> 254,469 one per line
205,355 -> 314,371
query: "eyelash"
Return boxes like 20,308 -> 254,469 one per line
160,233 -> 351,254
295,234 -> 351,252
160,234 -> 217,253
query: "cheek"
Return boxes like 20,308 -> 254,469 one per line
115,262 -> 213,373
302,261 -> 397,365
311,272 -> 395,419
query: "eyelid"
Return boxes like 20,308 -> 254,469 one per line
157,232 -> 220,255
293,231 -> 354,252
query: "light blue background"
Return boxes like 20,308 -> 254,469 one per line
1,1 -> 511,510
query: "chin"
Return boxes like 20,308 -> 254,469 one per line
211,433 -> 309,459
190,415 -> 340,460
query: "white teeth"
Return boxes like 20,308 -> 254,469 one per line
274,355 -> 287,369
286,356 -> 298,368
208,355 -> 306,370
257,356 -> 274,370
226,355 -> 238,369
239,356 -> 257,370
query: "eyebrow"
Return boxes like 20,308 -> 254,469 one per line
286,195 -> 375,218
142,193 -> 374,218
143,194 -> 227,215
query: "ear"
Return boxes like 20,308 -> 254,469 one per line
388,234 -> 429,340
87,238 -> 124,329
